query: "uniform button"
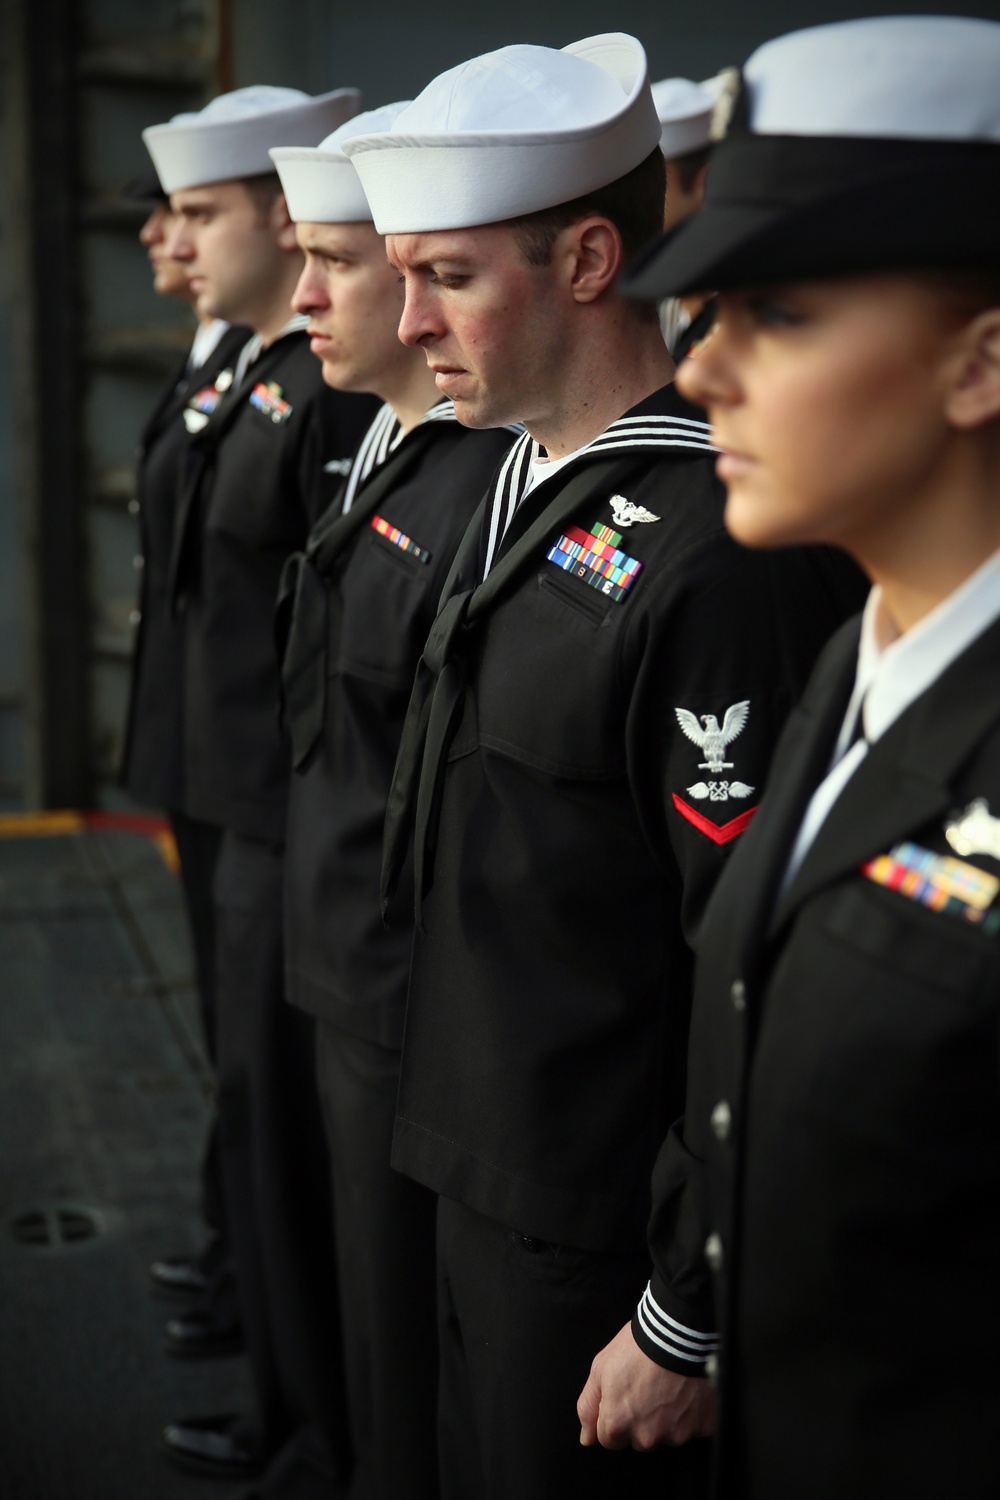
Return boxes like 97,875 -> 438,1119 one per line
129,609 -> 141,626
705,1353 -> 719,1385
128,498 -> 140,516
704,1232 -> 724,1272
730,978 -> 746,1011
710,1101 -> 732,1141
132,554 -> 144,570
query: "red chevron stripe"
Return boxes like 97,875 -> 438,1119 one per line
672,794 -> 758,845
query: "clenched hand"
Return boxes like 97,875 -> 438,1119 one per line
577,1321 -> 716,1451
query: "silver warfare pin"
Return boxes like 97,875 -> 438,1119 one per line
945,799 -> 1000,861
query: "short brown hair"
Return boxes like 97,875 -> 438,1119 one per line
672,145 -> 712,195
507,147 -> 666,268
241,172 -> 283,224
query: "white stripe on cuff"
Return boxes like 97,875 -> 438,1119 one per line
636,1282 -> 718,1364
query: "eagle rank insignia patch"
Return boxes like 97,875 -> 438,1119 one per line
672,699 -> 758,844
609,494 -> 660,529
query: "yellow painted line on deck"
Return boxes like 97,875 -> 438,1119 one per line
0,810 -> 179,875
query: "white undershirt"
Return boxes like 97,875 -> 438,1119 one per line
781,544 -> 1000,890
188,317 -> 229,373
521,442 -> 593,503
659,297 -> 692,356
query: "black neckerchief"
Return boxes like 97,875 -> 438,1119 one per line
276,401 -> 462,770
167,329 -> 306,610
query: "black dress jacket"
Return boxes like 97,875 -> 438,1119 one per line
173,330 -> 377,840
121,323 -> 249,809
384,385 -> 868,1256
281,408 -> 517,1048
649,609 -> 1000,1499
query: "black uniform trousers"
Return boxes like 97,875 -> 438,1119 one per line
315,1024 -> 439,1500
214,831 -> 350,1487
170,811 -> 228,1266
435,1198 -> 711,1500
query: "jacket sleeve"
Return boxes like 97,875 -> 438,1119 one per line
624,512 -> 866,1368
632,1116 -> 718,1373
627,525 -> 866,950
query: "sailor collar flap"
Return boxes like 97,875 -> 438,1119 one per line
141,352 -> 198,450
382,390 -> 714,921
480,395 -> 714,577
168,333 -> 311,606
188,330 -> 308,451
382,455 -> 623,922
277,409 -> 464,771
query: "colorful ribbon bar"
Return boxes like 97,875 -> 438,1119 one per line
189,385 -> 223,415
249,381 -> 292,423
862,840 -> 1000,933
371,514 -> 431,565
546,524 -> 642,603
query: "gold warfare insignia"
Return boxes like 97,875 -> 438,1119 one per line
710,67 -> 742,142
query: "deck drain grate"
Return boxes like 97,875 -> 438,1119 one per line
9,1204 -> 106,1249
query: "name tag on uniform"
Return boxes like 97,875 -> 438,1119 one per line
371,514 -> 431,564
862,840 -> 1000,933
249,381 -> 293,424
546,523 -> 642,602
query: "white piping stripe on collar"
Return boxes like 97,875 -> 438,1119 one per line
481,410 -> 717,576
482,439 -> 535,580
607,413 -> 714,432
341,398 -> 462,514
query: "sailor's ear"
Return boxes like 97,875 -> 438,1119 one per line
946,306 -> 1000,429
555,216 -> 623,305
272,193 -> 300,254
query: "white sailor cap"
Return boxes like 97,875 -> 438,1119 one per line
627,15 -> 1000,299
270,103 -> 410,224
651,77 -> 718,159
143,85 -> 362,194
340,33 -> 661,235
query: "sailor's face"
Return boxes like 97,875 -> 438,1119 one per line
291,221 -> 406,394
388,225 -> 565,429
139,202 -> 192,301
166,181 -> 284,326
678,275 -> 972,555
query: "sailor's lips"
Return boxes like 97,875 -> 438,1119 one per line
428,364 -> 470,392
715,448 -> 756,481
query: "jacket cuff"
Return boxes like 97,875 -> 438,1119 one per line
631,1276 -> 718,1375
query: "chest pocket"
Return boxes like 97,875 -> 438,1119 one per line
469,571 -> 627,778
825,879 -> 998,1001
538,569 -> 616,625
369,515 -> 432,573
207,403 -> 301,552
335,525 -> 440,689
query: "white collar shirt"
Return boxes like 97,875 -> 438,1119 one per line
781,543 -> 1000,892
187,317 -> 230,373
